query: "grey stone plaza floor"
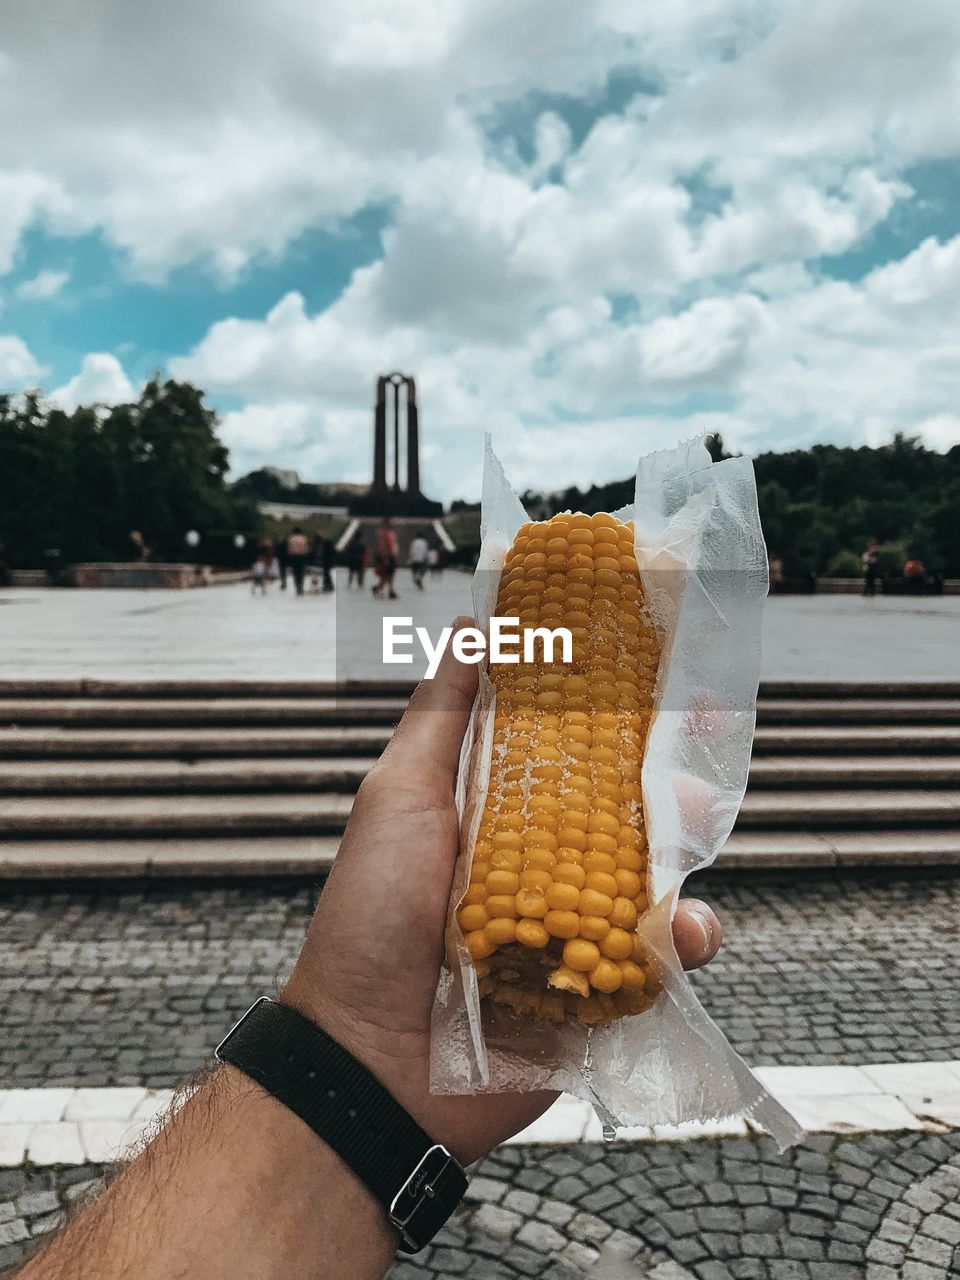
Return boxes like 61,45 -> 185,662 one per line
2,873 -> 960,1277
1,574 -> 959,680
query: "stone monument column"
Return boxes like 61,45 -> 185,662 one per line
406,377 -> 421,497
372,376 -> 387,493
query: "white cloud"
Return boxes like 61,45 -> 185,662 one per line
697,171 -> 910,276
0,334 -> 43,387
910,414 -> 960,452
6,0 -> 960,490
15,269 -> 69,300
866,235 -> 960,308
50,353 -> 135,412
2,0 -> 958,283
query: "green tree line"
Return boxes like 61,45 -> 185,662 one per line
2,378 -> 958,577
0,380 -> 261,568
532,433 -> 960,578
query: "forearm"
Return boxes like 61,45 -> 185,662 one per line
18,1065 -> 396,1280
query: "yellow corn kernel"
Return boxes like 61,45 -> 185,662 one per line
462,509 -> 661,1018
519,868 -> 553,891
618,960 -> 647,992
544,910 -> 580,939
579,888 -> 614,918
599,927 -> 635,960
458,904 -> 489,933
485,869 -> 520,896
589,959 -> 624,994
578,915 -> 611,942
562,938 -> 601,972
485,917 -> 518,946
608,897 -> 638,930
465,930 -> 495,960
583,872 -> 618,898
515,889 -> 549,919
614,869 -> 642,899
515,919 -> 550,948
548,966 -> 590,998
486,895 -> 519,919
554,862 -> 586,889
545,881 -> 580,912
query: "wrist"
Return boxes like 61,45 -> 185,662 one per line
210,1064 -> 396,1272
279,977 -> 439,1146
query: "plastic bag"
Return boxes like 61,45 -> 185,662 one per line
430,435 -> 801,1147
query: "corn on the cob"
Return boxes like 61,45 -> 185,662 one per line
456,511 -> 662,1025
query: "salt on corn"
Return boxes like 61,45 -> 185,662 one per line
456,511 -> 663,1025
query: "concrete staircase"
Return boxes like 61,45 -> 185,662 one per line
0,680 -> 958,878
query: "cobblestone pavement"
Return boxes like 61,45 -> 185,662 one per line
1,872 -> 958,1088
3,1132 -> 960,1278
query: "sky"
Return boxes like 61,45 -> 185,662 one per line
1,0 -> 960,503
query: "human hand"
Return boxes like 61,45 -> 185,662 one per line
283,621 -> 723,1166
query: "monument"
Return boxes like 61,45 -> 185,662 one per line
351,373 -> 442,517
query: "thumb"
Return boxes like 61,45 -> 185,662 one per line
381,616 -> 480,785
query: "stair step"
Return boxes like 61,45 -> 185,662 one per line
713,829 -> 960,869
0,793 -> 354,838
0,836 -> 342,878
0,726 -> 392,759
758,681 -> 960,698
2,828 -> 959,880
2,754 -> 957,795
738,789 -> 960,827
0,758 -> 375,795
752,725 -> 960,754
2,695 -> 959,730
754,699 -> 960,725
0,698 -> 407,728
747,756 -> 960,787
0,679 -> 418,699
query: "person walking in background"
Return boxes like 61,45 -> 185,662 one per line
275,531 -> 289,590
250,553 -> 268,596
427,545 -> 440,578
409,530 -> 429,590
308,533 -> 325,593
321,533 -> 336,593
903,555 -> 926,596
767,551 -> 784,593
346,530 -> 367,588
372,517 -> 399,600
286,526 -> 310,597
862,537 -> 880,596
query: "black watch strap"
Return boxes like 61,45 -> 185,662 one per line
215,997 -> 467,1253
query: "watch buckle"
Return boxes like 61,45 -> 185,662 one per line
389,1144 -> 454,1250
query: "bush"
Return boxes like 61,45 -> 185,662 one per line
824,550 -> 863,578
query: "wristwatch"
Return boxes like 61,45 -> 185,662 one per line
215,997 -> 468,1253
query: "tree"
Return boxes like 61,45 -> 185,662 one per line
0,380 -> 261,567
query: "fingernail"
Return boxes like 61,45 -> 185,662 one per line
687,904 -> 715,958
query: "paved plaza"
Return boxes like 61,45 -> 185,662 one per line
2,578 -> 960,1275
1,872 -> 960,1276
1,872 -> 958,1092
1,576 -> 959,681
4,1113 -> 960,1278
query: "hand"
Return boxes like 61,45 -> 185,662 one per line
283,621 -> 723,1166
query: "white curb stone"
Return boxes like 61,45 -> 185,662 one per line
0,1061 -> 958,1167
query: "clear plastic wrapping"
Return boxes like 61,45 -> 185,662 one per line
430,436 -> 801,1147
